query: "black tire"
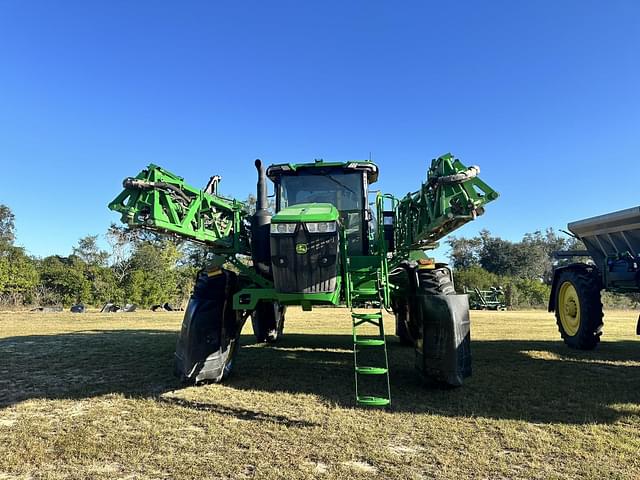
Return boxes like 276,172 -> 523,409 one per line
553,267 -> 603,350
413,264 -> 472,386
251,302 -> 285,343
417,267 -> 456,295
174,269 -> 244,384
391,265 -> 455,346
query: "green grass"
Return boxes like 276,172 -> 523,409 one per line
1,308 -> 639,479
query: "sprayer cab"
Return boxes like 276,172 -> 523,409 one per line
267,160 -> 378,255
260,160 -> 377,297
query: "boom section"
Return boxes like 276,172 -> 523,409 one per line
108,164 -> 248,252
394,153 -> 498,250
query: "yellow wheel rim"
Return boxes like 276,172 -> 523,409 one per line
558,281 -> 581,336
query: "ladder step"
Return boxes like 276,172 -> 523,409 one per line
356,366 -> 388,375
349,277 -> 391,406
352,312 -> 382,320
357,396 -> 390,407
354,339 -> 385,346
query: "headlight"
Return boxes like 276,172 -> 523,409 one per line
270,223 -> 297,234
304,221 -> 337,233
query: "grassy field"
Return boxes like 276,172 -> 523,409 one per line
1,308 -> 639,479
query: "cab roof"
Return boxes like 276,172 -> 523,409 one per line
266,159 -> 379,184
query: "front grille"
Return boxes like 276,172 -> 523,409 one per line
270,228 -> 338,293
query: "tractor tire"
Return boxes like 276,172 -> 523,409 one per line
252,302 -> 285,343
417,267 -> 456,296
554,268 -> 603,350
175,269 -> 244,384
413,265 -> 472,386
392,266 -> 455,346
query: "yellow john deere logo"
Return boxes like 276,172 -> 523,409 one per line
296,243 -> 308,254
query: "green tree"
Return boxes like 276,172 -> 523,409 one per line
38,256 -> 90,306
73,235 -> 109,267
478,235 -> 522,276
0,205 -> 39,306
71,235 -> 116,305
0,245 -> 39,305
452,265 -> 500,292
447,236 -> 482,269
106,224 -> 137,288
124,239 -> 181,307
0,204 -> 15,246
175,265 -> 198,307
452,229 -> 571,281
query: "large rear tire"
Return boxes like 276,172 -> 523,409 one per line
392,265 -> 455,346
413,265 -> 472,386
554,267 -> 603,350
417,266 -> 455,296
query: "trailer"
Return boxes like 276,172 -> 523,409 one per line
548,206 -> 640,349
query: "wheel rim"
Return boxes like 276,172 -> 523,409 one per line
558,281 -> 581,336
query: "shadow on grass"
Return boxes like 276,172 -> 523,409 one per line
1,328 -> 638,424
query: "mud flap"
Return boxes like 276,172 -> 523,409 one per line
415,294 -> 471,387
174,270 -> 240,383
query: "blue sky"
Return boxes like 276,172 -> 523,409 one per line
1,1 -> 639,259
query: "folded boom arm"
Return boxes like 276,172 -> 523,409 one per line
393,153 -> 499,251
108,164 -> 249,253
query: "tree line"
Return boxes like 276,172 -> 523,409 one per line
1,203 -> 638,310
0,204 -> 209,309
448,229 -> 639,309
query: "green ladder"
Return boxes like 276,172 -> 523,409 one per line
351,307 -> 391,407
344,254 -> 392,407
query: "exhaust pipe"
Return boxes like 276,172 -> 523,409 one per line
255,159 -> 268,214
251,159 -> 272,276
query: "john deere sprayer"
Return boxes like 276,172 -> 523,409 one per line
109,154 -> 498,406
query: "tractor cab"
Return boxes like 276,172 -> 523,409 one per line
267,160 -> 378,255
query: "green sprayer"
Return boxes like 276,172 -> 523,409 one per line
109,154 -> 498,406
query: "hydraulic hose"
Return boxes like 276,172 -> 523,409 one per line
123,178 -> 192,204
436,165 -> 480,186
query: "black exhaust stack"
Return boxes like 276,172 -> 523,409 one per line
251,159 -> 272,276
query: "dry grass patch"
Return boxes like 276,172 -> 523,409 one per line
1,308 -> 639,479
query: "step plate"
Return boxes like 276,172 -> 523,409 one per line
357,395 -> 390,407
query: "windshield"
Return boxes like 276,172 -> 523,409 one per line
279,171 -> 365,254
279,172 -> 363,211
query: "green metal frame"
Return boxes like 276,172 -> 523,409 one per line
232,279 -> 343,311
108,164 -> 247,252
394,154 -> 499,252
